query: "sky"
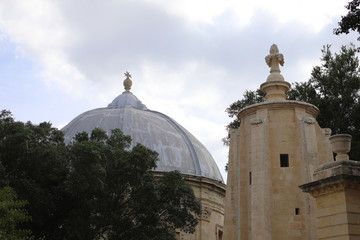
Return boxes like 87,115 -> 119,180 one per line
0,0 -> 358,181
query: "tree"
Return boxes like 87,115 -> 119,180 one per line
225,89 -> 264,130
225,44 -> 360,161
334,0 -> 360,42
0,186 -> 32,240
0,112 -> 201,240
0,110 -> 71,239
289,44 -> 360,160
65,128 -> 201,240
223,89 -> 264,146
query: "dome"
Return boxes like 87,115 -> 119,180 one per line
62,74 -> 223,182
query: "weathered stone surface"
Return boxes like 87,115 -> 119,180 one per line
261,45 -> 291,101
223,96 -> 331,239
329,134 -> 352,160
224,45 -> 333,240
300,160 -> 360,239
180,175 -> 226,240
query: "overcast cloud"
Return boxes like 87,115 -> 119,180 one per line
0,0 -> 357,180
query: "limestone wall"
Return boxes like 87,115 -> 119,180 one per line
182,175 -> 226,240
300,160 -> 360,239
224,101 -> 333,239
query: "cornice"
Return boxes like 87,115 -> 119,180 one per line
299,174 -> 360,197
238,100 -> 320,119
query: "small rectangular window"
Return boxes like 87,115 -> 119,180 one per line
216,224 -> 224,240
218,230 -> 223,240
295,208 -> 300,215
249,172 -> 252,185
280,154 -> 289,167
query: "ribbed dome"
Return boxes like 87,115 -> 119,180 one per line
62,76 -> 223,182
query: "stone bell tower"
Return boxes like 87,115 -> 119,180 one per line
223,45 -> 333,239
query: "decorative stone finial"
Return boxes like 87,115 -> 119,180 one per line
260,44 -> 291,101
123,71 -> 132,92
265,44 -> 284,81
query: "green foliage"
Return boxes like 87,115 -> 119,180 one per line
0,110 -> 70,239
0,187 -> 32,240
0,112 -> 201,240
288,44 -> 360,160
225,44 -> 360,161
223,89 -> 264,145
334,0 -> 360,42
225,89 -> 265,130
65,129 -> 201,240
157,171 -> 201,234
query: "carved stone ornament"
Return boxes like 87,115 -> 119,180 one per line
250,117 -> 264,125
303,117 -> 315,124
261,44 -> 290,101
322,128 -> 332,137
201,207 -> 213,221
265,44 -> 284,70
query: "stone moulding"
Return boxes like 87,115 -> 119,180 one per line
238,100 -> 320,119
250,117 -> 264,125
260,80 -> 291,101
303,116 -> 316,124
299,175 -> 360,197
299,160 -> 360,196
314,160 -> 360,178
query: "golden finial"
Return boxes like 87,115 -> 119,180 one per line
123,71 -> 132,91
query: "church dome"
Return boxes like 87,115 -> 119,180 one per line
62,73 -> 223,182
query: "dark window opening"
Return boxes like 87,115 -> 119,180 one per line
218,230 -> 223,240
280,154 -> 289,167
249,172 -> 252,185
295,208 -> 300,215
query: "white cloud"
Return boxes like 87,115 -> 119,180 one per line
144,0 -> 347,32
254,0 -> 346,33
0,0 -> 357,182
0,1 -> 65,47
0,0 -> 88,98
146,0 -> 235,25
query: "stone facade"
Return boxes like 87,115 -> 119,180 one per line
223,45 -> 335,239
181,175 -> 226,240
300,160 -> 360,239
223,101 -> 334,239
